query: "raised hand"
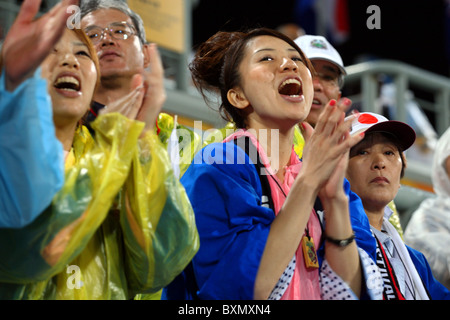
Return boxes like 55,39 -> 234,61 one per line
300,98 -> 362,197
100,44 -> 165,133
135,43 -> 166,132
1,0 -> 79,91
99,74 -> 145,120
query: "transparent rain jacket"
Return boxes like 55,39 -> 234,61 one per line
404,127 -> 450,289
155,113 -> 201,178
0,113 -> 199,299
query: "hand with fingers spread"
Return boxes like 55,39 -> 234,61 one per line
136,43 -> 166,132
1,0 -> 79,92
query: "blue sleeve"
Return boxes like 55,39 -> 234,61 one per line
165,142 -> 275,300
315,179 -> 378,300
0,68 -> 64,228
317,180 -> 377,265
345,179 -> 377,262
407,245 -> 450,300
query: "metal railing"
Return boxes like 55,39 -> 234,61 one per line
345,59 -> 450,136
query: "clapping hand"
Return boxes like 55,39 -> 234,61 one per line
136,43 -> 166,132
1,0 -> 79,91
100,43 -> 166,134
301,98 -> 362,200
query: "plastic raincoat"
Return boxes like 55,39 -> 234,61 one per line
0,113 -> 199,299
405,127 -> 450,290
0,68 -> 64,228
86,102 -> 200,179
155,113 -> 201,178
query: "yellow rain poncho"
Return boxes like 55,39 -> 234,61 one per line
0,113 -> 199,299
155,113 -> 201,178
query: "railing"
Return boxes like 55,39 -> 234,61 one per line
345,59 -> 450,136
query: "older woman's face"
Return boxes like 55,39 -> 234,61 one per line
231,35 -> 313,130
346,133 -> 403,211
41,29 -> 97,123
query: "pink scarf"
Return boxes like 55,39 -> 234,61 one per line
224,129 -> 322,300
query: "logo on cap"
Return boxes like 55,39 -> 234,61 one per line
310,39 -> 328,50
358,113 -> 379,124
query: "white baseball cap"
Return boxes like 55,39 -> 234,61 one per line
348,112 -> 416,151
294,35 -> 346,75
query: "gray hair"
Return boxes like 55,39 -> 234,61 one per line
80,0 -> 147,44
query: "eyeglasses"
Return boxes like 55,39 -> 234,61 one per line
84,22 -> 136,45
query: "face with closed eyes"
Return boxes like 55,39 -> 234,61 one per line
41,29 -> 98,126
227,35 -> 313,131
346,132 -> 404,212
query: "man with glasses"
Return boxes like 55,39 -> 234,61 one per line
80,0 -> 199,177
79,0 -> 199,299
80,0 -> 162,127
294,35 -> 346,128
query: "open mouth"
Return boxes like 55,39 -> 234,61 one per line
278,78 -> 303,97
54,76 -> 80,92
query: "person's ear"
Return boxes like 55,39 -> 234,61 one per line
227,87 -> 249,109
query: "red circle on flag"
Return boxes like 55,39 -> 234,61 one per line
358,114 -> 378,124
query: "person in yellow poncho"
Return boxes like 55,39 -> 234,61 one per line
0,2 -> 198,300
79,0 -> 200,179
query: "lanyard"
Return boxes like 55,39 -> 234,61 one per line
375,236 -> 405,300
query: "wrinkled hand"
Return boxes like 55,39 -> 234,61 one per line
99,74 -> 145,119
301,98 -> 362,198
1,0 -> 79,91
135,43 -> 166,132
100,44 -> 166,133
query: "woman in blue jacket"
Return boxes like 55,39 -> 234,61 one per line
345,112 -> 450,299
164,28 -> 383,300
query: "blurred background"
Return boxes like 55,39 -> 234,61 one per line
1,0 -> 450,227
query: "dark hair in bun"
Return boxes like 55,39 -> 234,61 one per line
189,27 -> 313,128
